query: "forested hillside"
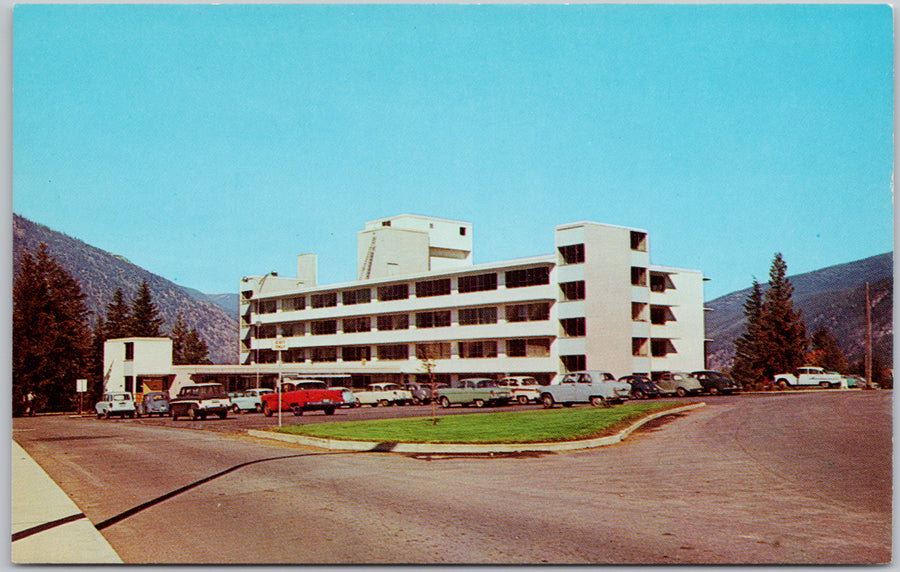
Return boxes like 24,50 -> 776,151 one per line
13,214 -> 238,364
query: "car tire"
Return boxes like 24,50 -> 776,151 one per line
474,399 -> 485,408
232,404 -> 242,414
541,394 -> 555,409
292,405 -> 303,417
189,407 -> 199,420
263,402 -> 273,417
325,407 -> 335,415
517,395 -> 529,405
440,396 -> 451,409
104,410 -> 111,420
820,381 -> 831,388
218,410 -> 228,419
96,412 -> 102,420
411,396 -> 421,405
676,387 -> 687,398
379,399 -> 389,407
633,389 -> 645,400
778,380 -> 789,390
590,396 -> 608,407
172,410 -> 179,421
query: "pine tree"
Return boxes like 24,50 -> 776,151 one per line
13,244 -> 92,414
130,280 -> 165,337
731,278 -> 765,386
104,288 -> 132,339
759,253 -> 808,379
170,313 -> 190,364
808,326 -> 848,373
182,329 -> 211,365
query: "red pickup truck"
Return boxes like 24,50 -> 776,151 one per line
260,379 -> 343,416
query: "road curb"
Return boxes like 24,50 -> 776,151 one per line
247,402 -> 706,454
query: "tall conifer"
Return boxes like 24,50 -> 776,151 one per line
759,253 -> 807,378
130,280 -> 165,337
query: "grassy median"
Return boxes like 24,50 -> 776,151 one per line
273,401 -> 683,444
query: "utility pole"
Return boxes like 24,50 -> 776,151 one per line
865,282 -> 873,389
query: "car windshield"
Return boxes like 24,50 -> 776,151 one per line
151,394 -> 167,401
112,394 -> 129,401
200,386 -> 226,398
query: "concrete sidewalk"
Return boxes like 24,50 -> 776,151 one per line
11,440 -> 122,564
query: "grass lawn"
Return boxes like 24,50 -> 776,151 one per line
273,401 -> 683,444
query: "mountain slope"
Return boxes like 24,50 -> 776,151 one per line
705,253 -> 893,370
12,214 -> 238,364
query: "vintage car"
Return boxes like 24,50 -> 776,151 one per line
692,370 -> 741,395
403,382 -> 446,405
136,391 -> 170,417
228,388 -> 274,413
96,391 -> 136,419
540,371 -> 631,408
618,375 -> 661,399
497,376 -> 542,404
170,383 -> 231,420
331,386 -> 360,408
260,379 -> 343,416
656,372 -> 704,397
436,378 -> 514,408
353,383 -> 413,407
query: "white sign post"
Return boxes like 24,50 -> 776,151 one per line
76,378 -> 87,415
273,336 -> 287,427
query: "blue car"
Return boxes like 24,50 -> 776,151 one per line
137,391 -> 170,417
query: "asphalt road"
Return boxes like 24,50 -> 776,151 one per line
12,391 -> 892,564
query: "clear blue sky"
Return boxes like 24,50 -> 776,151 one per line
12,4 -> 894,301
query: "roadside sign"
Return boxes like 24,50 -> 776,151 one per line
273,338 -> 288,351
76,379 -> 87,393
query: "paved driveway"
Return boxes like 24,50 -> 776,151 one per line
12,391 -> 891,564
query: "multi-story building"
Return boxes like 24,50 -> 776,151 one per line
238,214 -> 706,388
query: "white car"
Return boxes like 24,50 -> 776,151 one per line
96,391 -> 136,419
331,386 -> 360,408
353,383 -> 413,406
497,376 -> 542,404
228,388 -> 274,413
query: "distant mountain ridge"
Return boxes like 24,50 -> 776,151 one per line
13,214 -> 239,364
705,252 -> 893,370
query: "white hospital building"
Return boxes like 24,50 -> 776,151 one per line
236,214 -> 707,388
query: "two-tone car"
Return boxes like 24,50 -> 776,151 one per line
540,371 -> 631,408
497,376 -> 542,404
170,383 -> 231,420
228,388 -> 274,413
656,372 -> 703,397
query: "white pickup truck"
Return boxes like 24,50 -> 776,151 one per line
774,366 -> 845,389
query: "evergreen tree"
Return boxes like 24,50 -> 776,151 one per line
130,280 -> 165,337
182,329 -> 211,365
170,313 -> 190,364
808,326 -> 848,373
759,253 -> 807,378
104,288 -> 133,339
13,244 -> 92,414
731,278 -> 765,386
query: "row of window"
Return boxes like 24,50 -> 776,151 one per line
253,303 -> 552,338
558,233 -> 648,268
250,267 -> 552,314
632,338 -> 677,357
631,303 -> 677,325
250,338 -> 553,363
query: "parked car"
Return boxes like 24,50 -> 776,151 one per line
403,382 -> 446,405
331,386 -> 360,408
773,366 -> 844,389
844,375 -> 866,389
136,391 -> 170,417
170,383 -> 231,420
692,370 -> 741,395
540,371 -> 631,408
260,379 -> 343,416
618,375 -> 661,399
497,376 -> 542,404
228,388 -> 274,413
656,372 -> 703,397
354,383 -> 413,407
96,391 -> 136,419
437,378 -> 513,408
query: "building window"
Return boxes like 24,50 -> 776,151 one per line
258,349 -> 277,363
258,324 -> 278,338
560,281 -> 585,301
311,320 -> 337,336
124,342 -> 134,361
561,317 -> 586,337
650,305 -> 675,325
311,292 -> 338,308
311,347 -> 338,362
458,306 -> 497,326
459,340 -> 498,359
652,339 -> 676,357
416,343 -> 452,360
343,346 -> 371,362
560,355 -> 586,372
631,267 -> 647,287
416,311 -> 451,329
382,220 -> 391,227
342,288 -> 371,306
632,302 -> 648,322
650,272 -> 675,293
632,338 -> 648,357
377,314 -> 409,331
343,316 -> 371,333
378,283 -> 409,301
284,322 -> 305,337
630,231 -> 647,252
459,226 -> 467,236
415,278 -> 451,298
458,273 -> 497,293
559,244 -> 585,265
377,344 -> 409,361
505,267 -> 550,288
283,296 -> 305,311
124,376 -> 133,393
507,338 -> 551,358
506,302 -> 550,322
258,299 -> 277,314
284,348 -> 306,363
